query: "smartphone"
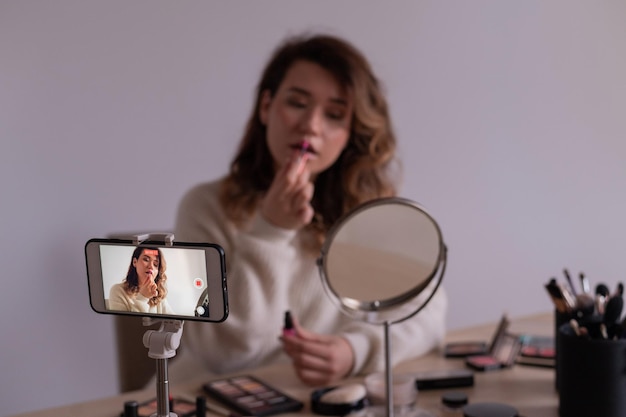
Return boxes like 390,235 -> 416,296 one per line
85,238 -> 228,322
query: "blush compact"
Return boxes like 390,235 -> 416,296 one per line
465,315 -> 522,371
445,314 -> 509,358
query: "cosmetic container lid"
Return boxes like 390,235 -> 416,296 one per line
123,400 -> 138,417
441,392 -> 468,408
284,311 -> 294,329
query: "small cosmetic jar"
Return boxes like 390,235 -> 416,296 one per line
440,392 -> 468,416
364,372 -> 417,413
311,383 -> 368,416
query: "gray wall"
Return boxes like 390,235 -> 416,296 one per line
2,1 -> 625,416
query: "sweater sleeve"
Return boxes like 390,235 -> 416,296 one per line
108,283 -> 132,312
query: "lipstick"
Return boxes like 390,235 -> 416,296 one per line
283,310 -> 296,337
296,141 -> 310,175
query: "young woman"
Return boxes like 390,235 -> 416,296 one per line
170,33 -> 447,386
109,246 -> 174,314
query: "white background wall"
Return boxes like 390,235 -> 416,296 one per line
1,1 -> 625,416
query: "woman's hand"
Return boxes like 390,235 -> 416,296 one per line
281,315 -> 354,386
139,279 -> 158,298
261,151 -> 314,230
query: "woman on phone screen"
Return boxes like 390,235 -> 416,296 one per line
109,246 -> 174,314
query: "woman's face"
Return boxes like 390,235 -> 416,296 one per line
133,249 -> 159,298
259,60 -> 353,176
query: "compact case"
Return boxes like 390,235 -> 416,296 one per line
464,316 -> 522,371
443,341 -> 489,358
414,369 -> 474,390
445,315 -> 509,358
311,384 -> 368,416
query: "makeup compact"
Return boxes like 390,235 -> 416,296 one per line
414,369 -> 474,390
464,315 -> 522,371
443,341 -> 488,358
203,375 -> 304,416
311,383 -> 368,416
445,315 -> 509,358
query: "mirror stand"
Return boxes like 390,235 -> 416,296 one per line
384,321 -> 394,417
317,197 -> 448,417
380,250 -> 446,417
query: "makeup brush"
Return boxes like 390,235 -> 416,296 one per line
579,272 -> 590,294
595,283 -> 610,298
604,295 -> 624,339
563,269 -> 593,317
569,319 -> 581,336
593,283 -> 610,315
545,279 -> 570,313
604,296 -> 623,323
563,269 -> 578,296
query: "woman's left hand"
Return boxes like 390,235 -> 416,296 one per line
280,315 -> 354,386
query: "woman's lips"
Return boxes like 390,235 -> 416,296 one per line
291,142 -> 315,155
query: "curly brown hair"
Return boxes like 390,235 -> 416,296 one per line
123,246 -> 168,307
220,33 -> 400,249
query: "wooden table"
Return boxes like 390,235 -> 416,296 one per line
11,312 -> 558,417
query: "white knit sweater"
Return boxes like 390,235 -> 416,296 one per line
108,282 -> 174,314
168,179 -> 447,383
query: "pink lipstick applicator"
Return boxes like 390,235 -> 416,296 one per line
296,140 -> 310,175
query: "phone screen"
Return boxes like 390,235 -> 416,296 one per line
85,238 -> 228,322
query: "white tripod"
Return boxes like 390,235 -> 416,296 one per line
143,317 -> 183,417
113,232 -> 183,417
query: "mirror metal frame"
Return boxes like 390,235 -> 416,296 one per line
318,197 -> 447,325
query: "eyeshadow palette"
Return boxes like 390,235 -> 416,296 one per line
203,375 -> 304,416
133,397 -> 197,417
516,334 -> 555,368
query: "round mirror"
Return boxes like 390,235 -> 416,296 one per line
318,197 -> 446,325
